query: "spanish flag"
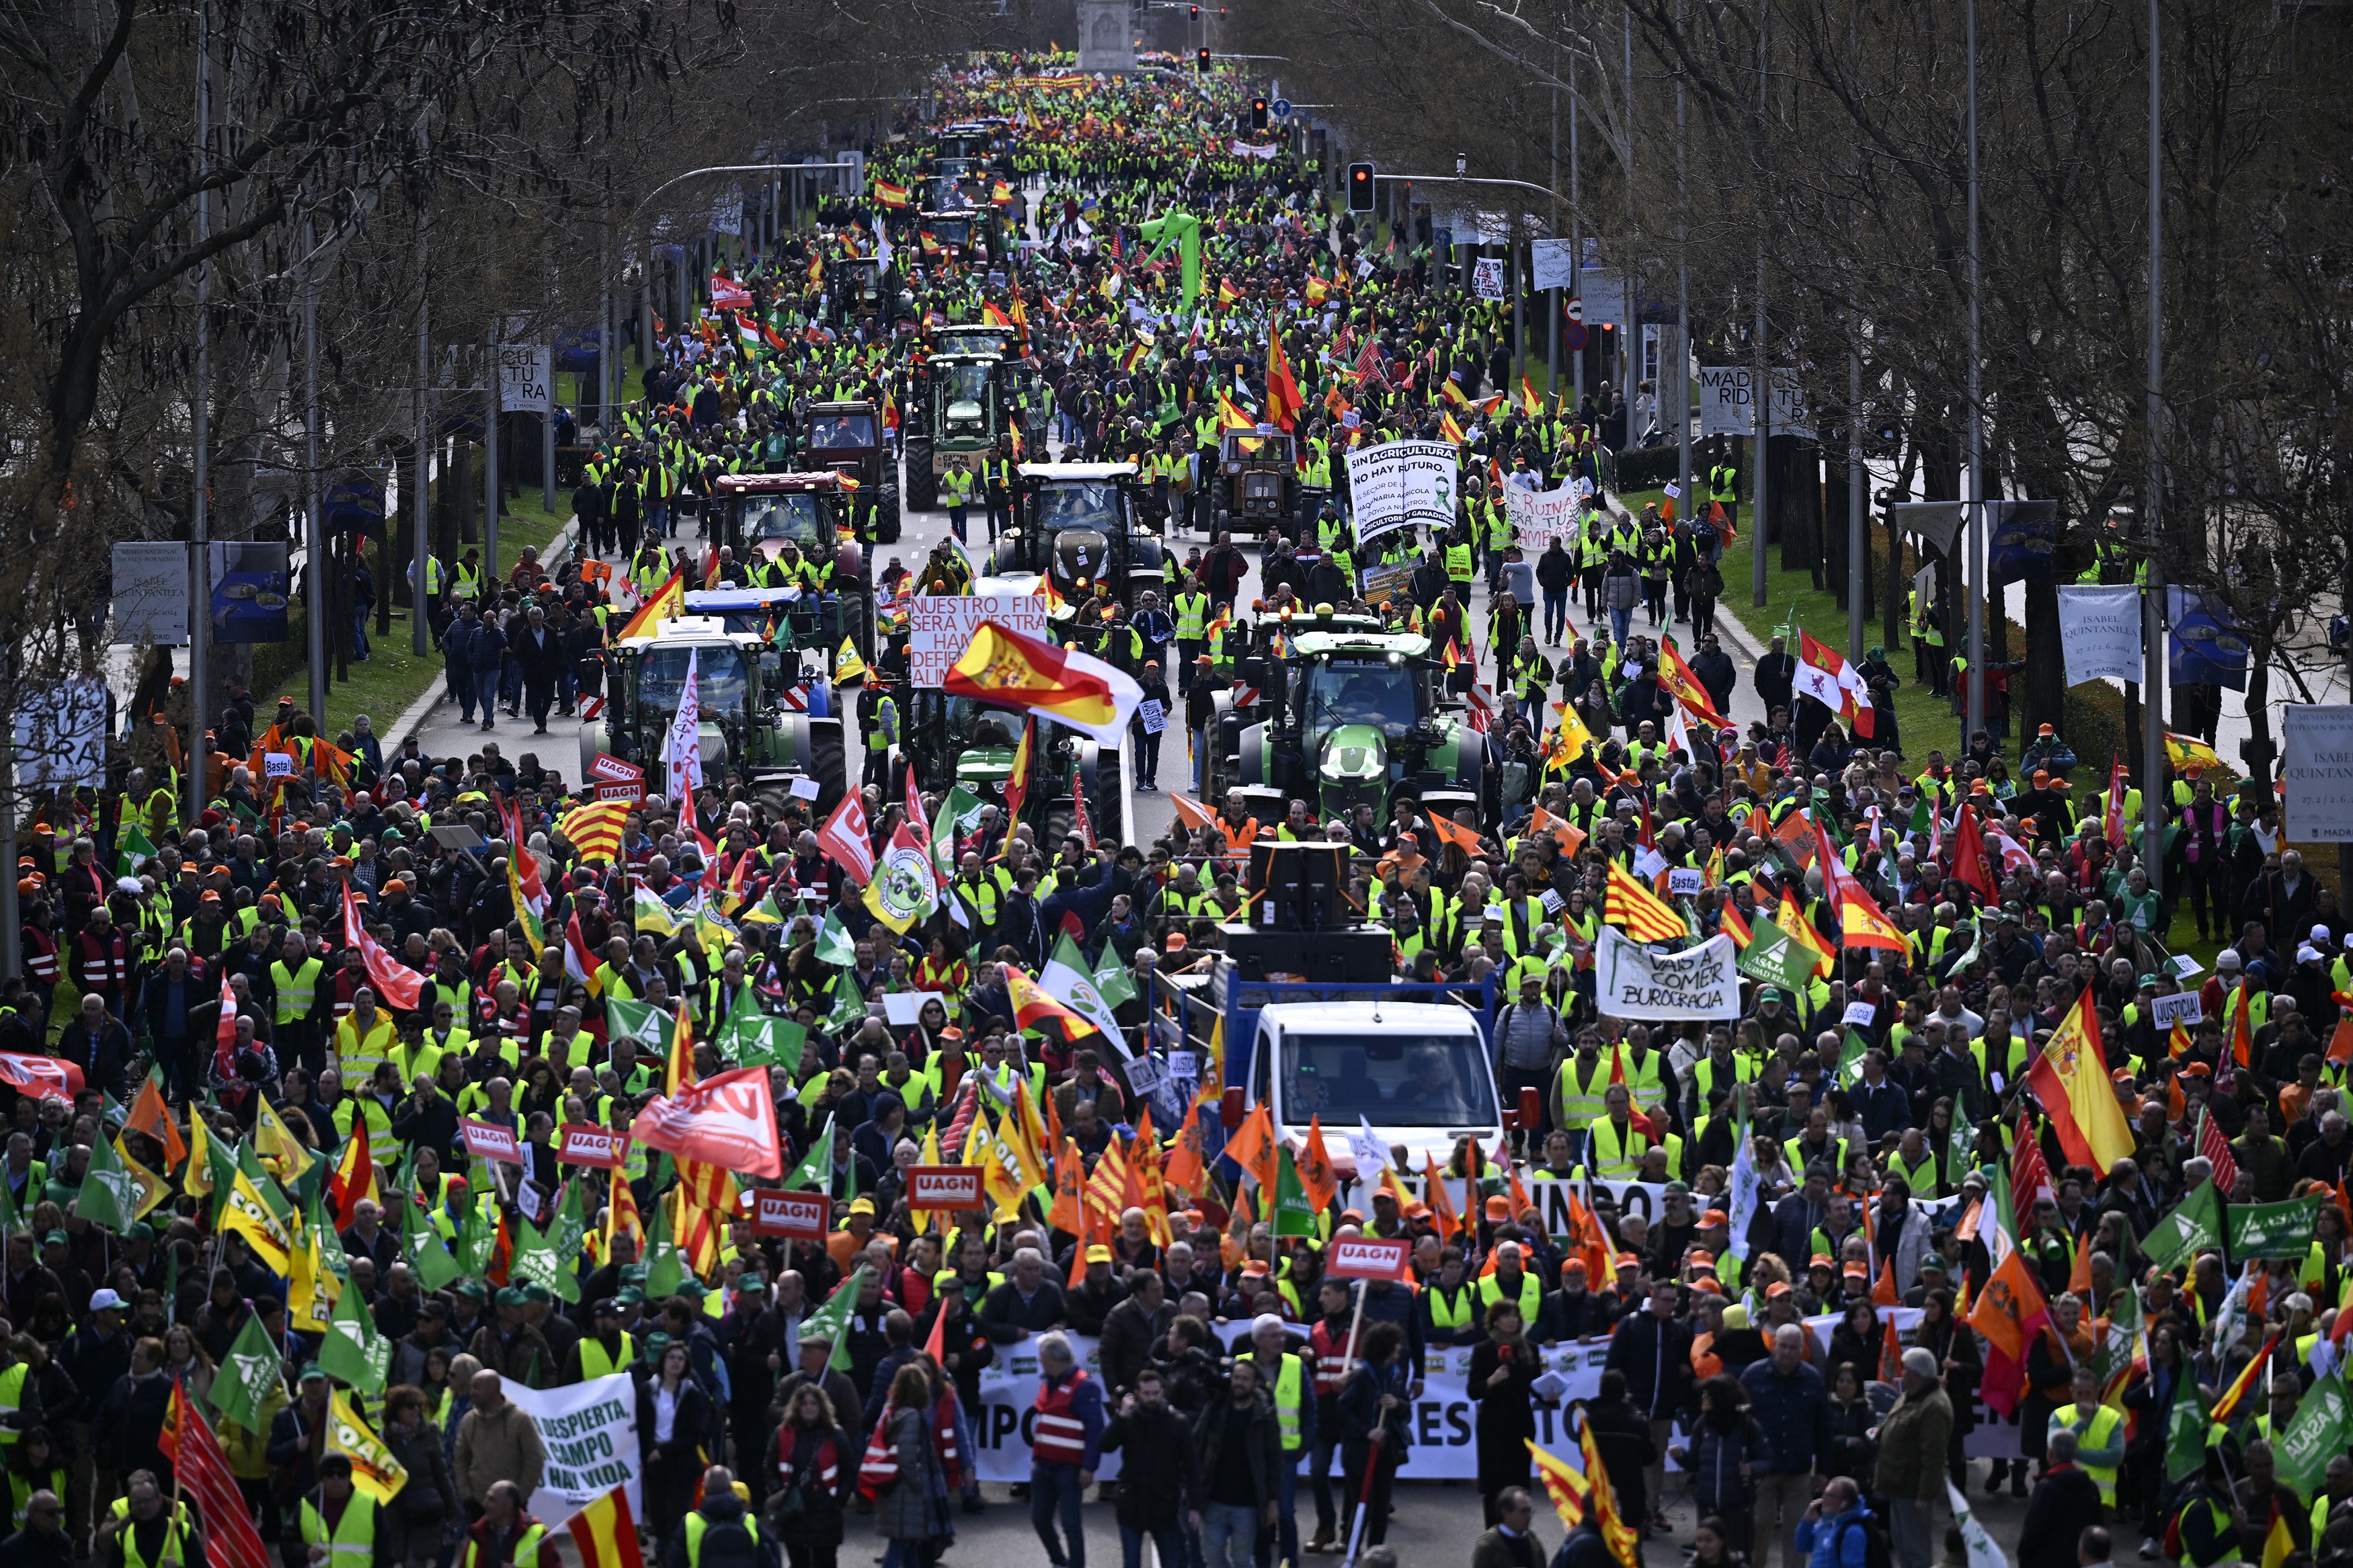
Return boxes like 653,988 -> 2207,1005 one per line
806,253 -> 823,288
2026,985 -> 2139,1169
991,179 -> 1014,206
983,302 -> 1012,327
615,569 -> 684,640
1216,277 -> 1241,306
874,180 -> 910,209
1265,317 -> 1304,433
1520,374 -> 1546,417
1440,376 -> 1470,407
1605,857 -> 1690,944
1808,817 -> 1909,952
2211,1327 -> 2281,1423
1304,276 -> 1328,304
564,1486 -> 647,1568
945,619 -> 1142,748
1217,391 -> 1255,430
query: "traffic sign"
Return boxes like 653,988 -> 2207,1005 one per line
1271,97 -> 1291,118
1564,295 -> 1589,350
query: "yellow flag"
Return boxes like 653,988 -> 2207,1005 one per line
836,637 -> 869,684
286,1219 -> 340,1333
183,1114 -> 214,1198
327,1390 -> 409,1505
254,1096 -> 315,1184
2262,1512 -> 2293,1568
916,1125 -> 944,1232
112,1136 -> 167,1220
221,1171 -> 292,1272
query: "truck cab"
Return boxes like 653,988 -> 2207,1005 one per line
1247,999 -> 1504,1175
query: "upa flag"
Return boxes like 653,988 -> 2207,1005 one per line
863,821 -> 938,935
2026,986 -> 2137,1169
1967,1245 -> 2050,1366
945,620 -> 1142,747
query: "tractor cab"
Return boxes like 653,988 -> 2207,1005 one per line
1207,618 -> 1493,828
712,471 -> 873,659
995,462 -> 1166,614
1212,428 -> 1299,540
585,618 -> 848,814
826,256 -> 906,332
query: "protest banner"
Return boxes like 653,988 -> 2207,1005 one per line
502,1373 -> 641,1523
1326,1236 -> 1412,1282
750,1189 -> 830,1241
2055,586 -> 2147,685
2227,1194 -> 2322,1261
1345,441 -> 1458,546
460,1119 -> 522,1164
908,593 -> 1049,686
1503,484 -> 1582,550
1593,927 -> 1741,1020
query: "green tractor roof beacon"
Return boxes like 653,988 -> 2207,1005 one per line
585,617 -> 848,817
1205,614 -> 1494,829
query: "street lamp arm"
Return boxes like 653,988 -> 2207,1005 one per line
1372,172 -> 1558,201
627,161 -> 861,225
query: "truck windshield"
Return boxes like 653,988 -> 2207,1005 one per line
1279,1033 -> 1497,1127
927,217 -> 973,247
939,363 -> 995,428
635,646 -> 750,713
1300,659 -> 1417,735
807,413 -> 876,450
946,697 -> 1023,751
738,495 -> 828,547
1033,481 -> 1122,534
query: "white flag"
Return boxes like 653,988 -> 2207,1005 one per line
663,648 -> 704,804
1039,932 -> 1123,1043
1726,1100 -> 1760,1261
1946,1481 -> 2010,1568
1349,1117 -> 1392,1180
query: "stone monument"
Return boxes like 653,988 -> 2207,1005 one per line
1076,0 -> 1135,75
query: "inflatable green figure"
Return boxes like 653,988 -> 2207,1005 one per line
1140,207 -> 1204,311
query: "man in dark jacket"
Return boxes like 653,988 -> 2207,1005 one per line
1602,1279 -> 1692,1532
0,1485 -> 72,1568
1103,1368 -> 1198,1568
1741,1324 -> 1830,1568
1754,632 -> 1797,717
2018,1430 -> 2104,1568
1192,1356 -> 1281,1568
509,606 -> 567,735
980,1246 -> 1070,1343
660,1466 -> 776,1568
1689,635 -> 1738,718
1099,1270 -> 1174,1398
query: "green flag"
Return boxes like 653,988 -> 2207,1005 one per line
546,1180 -> 592,1269
236,1140 -> 293,1221
828,971 -> 868,1032
1835,1030 -> 1870,1089
2165,1380 -> 2211,1483
929,785 -> 985,884
644,1200 -> 684,1298
813,908 -> 859,967
1735,917 -> 1814,995
785,1122 -> 835,1194
1905,796 -> 1929,837
1273,1146 -> 1315,1239
718,1013 -> 808,1069
2141,1180 -> 2223,1275
799,1265 -> 870,1372
606,999 -> 677,1054
77,1136 -> 136,1232
2276,1366 -> 2351,1500
317,1275 -> 390,1394
509,1214 -> 579,1303
1091,946 -> 1140,1011
398,1192 -> 462,1290
456,1198 -> 497,1278
204,1132 -> 243,1221
116,825 -> 158,878
209,1311 -> 285,1434
2227,1194 -> 2323,1262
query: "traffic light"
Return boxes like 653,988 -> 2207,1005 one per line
1195,46 -> 1209,72
1347,162 -> 1376,212
1189,3 -> 1199,17
1251,96 -> 1269,130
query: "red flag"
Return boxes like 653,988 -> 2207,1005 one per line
2011,1115 -> 2053,1210
818,791 -> 876,883
629,1066 -> 785,1178
340,883 -> 424,1009
329,1132 -> 373,1230
159,1381 -> 272,1568
1950,803 -> 1998,901
2198,1108 -> 2239,1196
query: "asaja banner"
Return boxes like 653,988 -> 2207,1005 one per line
1594,927 -> 1740,1020
2226,1194 -> 2321,1261
1345,441 -> 1458,546
502,1372 -> 641,1523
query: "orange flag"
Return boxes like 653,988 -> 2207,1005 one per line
2066,1236 -> 2094,1300
1874,1258 -> 1899,1307
1527,804 -> 1587,859
1298,1117 -> 1340,1216
1427,812 -> 1486,856
1878,1317 -> 1904,1385
1048,1137 -> 1086,1236
124,1074 -> 186,1169
1967,1246 -> 2049,1364
2328,1015 -> 2353,1068
1162,1111 -> 1207,1196
1422,1154 -> 1463,1243
2231,986 -> 2254,1067
1224,1102 -> 1279,1195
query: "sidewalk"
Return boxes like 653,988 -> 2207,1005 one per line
384,515 -> 581,753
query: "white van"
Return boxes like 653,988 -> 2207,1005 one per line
1246,1000 -> 1506,1177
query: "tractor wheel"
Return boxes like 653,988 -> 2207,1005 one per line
878,489 -> 902,544
904,440 -> 937,510
808,720 -> 848,817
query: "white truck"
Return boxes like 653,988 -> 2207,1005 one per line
1243,999 -> 1506,1179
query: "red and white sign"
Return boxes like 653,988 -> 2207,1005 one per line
750,1188 -> 830,1241
460,1118 -> 523,1164
907,592 -> 1051,686
710,275 -> 753,311
592,781 -> 646,804
907,1167 -> 985,1210
0,1053 -> 81,1102
1325,1236 -> 1413,1282
587,753 -> 643,785
555,1124 -> 631,1168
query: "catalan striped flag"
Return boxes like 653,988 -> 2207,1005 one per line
557,800 -> 630,866
1605,857 -> 1691,944
563,1485 -> 647,1568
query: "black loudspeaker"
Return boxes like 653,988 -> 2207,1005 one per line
1246,840 -> 1347,930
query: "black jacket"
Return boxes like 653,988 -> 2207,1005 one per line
1103,1403 -> 1199,1530
660,1491 -> 777,1568
1603,1309 -> 1695,1421
1190,1392 -> 1281,1510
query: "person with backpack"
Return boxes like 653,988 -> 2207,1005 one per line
1794,1477 -> 1884,1568
1870,1348 -> 1954,1568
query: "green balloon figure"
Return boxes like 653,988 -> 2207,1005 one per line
1140,207 -> 1205,312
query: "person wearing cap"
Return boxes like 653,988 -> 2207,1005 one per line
1476,1241 -> 1543,1334
58,1286 -> 131,1549
296,1451 -> 386,1568
467,1288 -> 552,1391
1872,1346 -> 1955,1568
96,1467 -> 200,1568
567,1300 -> 637,1384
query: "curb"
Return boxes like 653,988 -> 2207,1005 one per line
387,516 -> 580,752
1600,487 -> 1769,675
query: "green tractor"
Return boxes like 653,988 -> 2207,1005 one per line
584,618 -> 848,816
902,349 -> 1010,513
896,689 -> 1124,853
992,462 -> 1167,614
1207,616 -> 1494,829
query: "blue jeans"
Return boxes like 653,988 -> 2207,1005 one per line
1543,588 -> 1568,643
1199,1501 -> 1259,1568
1121,1525 -> 1187,1568
1256,1463 -> 1298,1568
947,504 -> 968,544
1031,1461 -> 1086,1568
1609,606 -> 1632,644
352,608 -> 370,658
472,669 -> 500,723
